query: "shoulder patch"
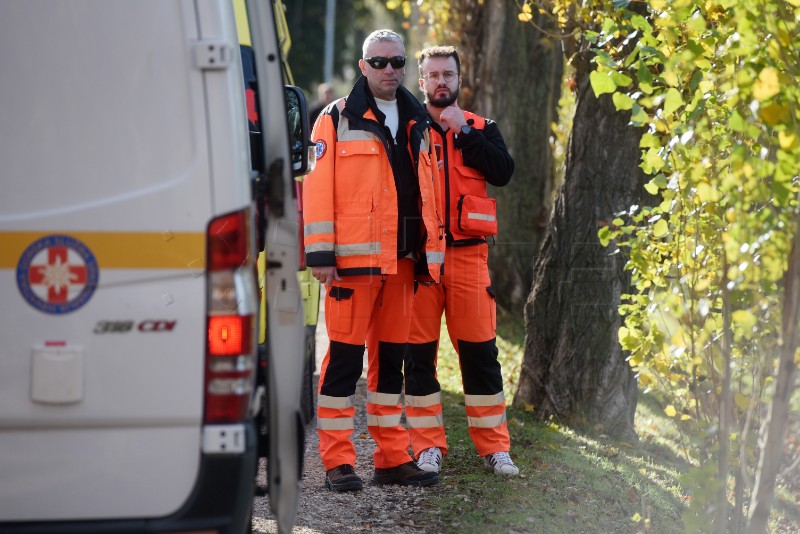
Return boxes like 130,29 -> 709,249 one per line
315,139 -> 327,160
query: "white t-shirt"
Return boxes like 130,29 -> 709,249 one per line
374,97 -> 399,139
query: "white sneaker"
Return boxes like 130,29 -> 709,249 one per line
483,452 -> 520,475
416,447 -> 443,473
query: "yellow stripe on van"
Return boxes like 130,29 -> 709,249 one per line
0,231 -> 205,269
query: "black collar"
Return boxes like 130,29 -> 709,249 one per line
344,76 -> 428,125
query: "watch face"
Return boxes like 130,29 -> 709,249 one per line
461,125 -> 471,135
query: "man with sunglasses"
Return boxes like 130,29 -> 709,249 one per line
303,29 -> 445,492
403,45 -> 519,477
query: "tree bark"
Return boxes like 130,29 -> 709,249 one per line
467,0 -> 563,314
747,214 -> 800,533
512,56 -> 643,439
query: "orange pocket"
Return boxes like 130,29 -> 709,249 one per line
457,195 -> 498,237
486,285 -> 497,331
327,286 -> 354,334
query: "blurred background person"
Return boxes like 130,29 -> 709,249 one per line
308,82 -> 335,124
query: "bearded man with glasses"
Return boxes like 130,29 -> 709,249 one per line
404,45 -> 519,477
303,29 -> 445,492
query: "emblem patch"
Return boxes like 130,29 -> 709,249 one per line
315,139 -> 327,160
17,234 -> 99,315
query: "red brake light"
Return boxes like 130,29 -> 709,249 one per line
208,315 -> 251,356
208,210 -> 249,271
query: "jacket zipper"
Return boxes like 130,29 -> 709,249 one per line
443,131 -> 452,241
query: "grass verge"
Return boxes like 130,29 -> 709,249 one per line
416,311 -> 796,533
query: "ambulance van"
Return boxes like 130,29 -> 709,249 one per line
0,1 -> 309,533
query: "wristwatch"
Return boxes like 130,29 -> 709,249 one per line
460,124 -> 473,136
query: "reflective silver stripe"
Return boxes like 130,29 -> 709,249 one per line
335,242 -> 381,256
305,242 -> 334,253
467,413 -> 507,429
467,213 -> 496,222
317,417 -> 354,431
317,394 -> 355,409
366,413 -> 402,427
366,391 -> 401,406
464,392 -> 505,407
404,392 -> 442,408
305,221 -> 334,236
426,251 -> 445,264
406,414 -> 444,428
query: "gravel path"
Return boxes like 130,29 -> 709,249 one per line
251,309 -> 445,534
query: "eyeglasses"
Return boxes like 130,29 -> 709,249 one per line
423,71 -> 458,83
364,56 -> 406,69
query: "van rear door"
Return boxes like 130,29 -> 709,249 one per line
0,0 -> 245,521
244,1 -> 307,532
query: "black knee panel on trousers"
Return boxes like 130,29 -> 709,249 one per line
377,341 -> 406,394
457,338 -> 503,395
404,341 -> 440,395
320,341 -> 365,397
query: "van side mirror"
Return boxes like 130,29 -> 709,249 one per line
285,85 -> 316,177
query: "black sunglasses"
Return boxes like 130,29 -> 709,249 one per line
364,55 -> 406,69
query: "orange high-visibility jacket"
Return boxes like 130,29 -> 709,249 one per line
303,80 -> 444,281
430,111 -> 513,243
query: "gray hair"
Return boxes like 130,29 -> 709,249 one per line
362,29 -> 404,58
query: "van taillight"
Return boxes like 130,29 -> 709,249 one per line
208,210 -> 248,271
205,209 -> 257,424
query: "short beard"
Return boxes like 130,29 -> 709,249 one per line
427,87 -> 459,108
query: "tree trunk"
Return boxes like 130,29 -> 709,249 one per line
467,0 -> 563,314
512,57 -> 642,439
747,214 -> 800,533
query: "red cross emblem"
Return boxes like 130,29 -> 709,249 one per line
17,235 -> 99,314
28,246 -> 88,303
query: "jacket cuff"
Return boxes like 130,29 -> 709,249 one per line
306,251 -> 336,267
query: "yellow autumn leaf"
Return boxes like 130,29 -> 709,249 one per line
518,4 -> 533,21
653,218 -> 669,238
696,182 -> 720,203
613,92 -> 635,111
734,393 -> 750,411
638,373 -> 655,387
779,130 -> 798,150
663,88 -> 683,115
642,148 -> 665,173
664,405 -> 677,417
699,80 -> 714,93
760,102 -> 790,125
753,67 -> 780,101
732,309 -> 758,331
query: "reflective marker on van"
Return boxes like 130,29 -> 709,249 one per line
204,209 -> 258,425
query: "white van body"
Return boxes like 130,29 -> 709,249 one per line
0,1 -> 304,533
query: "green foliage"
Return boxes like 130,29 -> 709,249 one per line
581,0 -> 800,526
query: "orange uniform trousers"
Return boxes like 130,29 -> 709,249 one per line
404,243 -> 510,457
316,259 -> 416,470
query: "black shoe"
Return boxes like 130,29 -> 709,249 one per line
325,464 -> 363,492
373,461 -> 440,487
